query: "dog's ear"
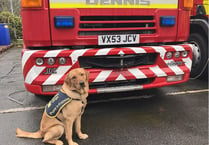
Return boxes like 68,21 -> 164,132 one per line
85,70 -> 89,81
64,73 -> 71,87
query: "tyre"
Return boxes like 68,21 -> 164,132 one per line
188,33 -> 208,78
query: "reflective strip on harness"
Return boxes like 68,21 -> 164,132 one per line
49,0 -> 178,8
46,91 -> 72,118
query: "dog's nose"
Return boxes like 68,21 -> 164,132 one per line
79,81 -> 85,88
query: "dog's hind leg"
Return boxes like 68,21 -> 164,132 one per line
42,125 -> 64,145
16,128 -> 42,138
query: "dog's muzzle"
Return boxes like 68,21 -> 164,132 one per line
79,81 -> 85,88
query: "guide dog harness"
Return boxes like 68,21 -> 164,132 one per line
46,91 -> 84,118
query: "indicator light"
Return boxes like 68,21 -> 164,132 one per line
21,0 -> 42,8
184,0 -> 193,9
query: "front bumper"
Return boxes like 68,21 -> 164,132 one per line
22,44 -> 193,95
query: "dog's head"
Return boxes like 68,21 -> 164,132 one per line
64,68 -> 89,94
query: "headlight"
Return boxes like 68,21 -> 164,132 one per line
47,58 -> 55,65
35,58 -> 44,66
166,52 -> 173,59
59,57 -> 67,65
174,52 -> 181,58
182,51 -> 188,57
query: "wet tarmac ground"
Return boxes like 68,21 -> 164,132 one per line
0,48 -> 208,145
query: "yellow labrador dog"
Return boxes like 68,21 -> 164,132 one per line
16,68 -> 89,145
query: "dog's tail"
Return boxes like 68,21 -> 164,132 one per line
16,128 -> 42,139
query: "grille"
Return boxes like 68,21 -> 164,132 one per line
78,53 -> 157,69
79,16 -> 156,36
89,78 -> 155,89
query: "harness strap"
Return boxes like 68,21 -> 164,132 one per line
61,88 -> 85,104
55,110 -> 62,122
72,98 -> 84,104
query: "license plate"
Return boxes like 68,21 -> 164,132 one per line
98,34 -> 139,45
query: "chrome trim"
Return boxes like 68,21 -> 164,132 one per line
97,85 -> 143,93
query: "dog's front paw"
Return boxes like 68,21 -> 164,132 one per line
73,142 -> 79,145
69,141 -> 79,145
78,133 -> 88,140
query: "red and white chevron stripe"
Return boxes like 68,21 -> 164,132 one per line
22,44 -> 193,95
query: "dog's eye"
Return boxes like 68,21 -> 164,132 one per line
72,76 -> 76,79
80,73 -> 84,76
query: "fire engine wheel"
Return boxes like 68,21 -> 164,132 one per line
188,33 -> 208,78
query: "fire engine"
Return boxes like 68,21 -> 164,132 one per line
188,0 -> 208,78
21,0 -> 194,95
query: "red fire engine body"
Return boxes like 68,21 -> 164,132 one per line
188,0 -> 208,78
21,0 -> 194,95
